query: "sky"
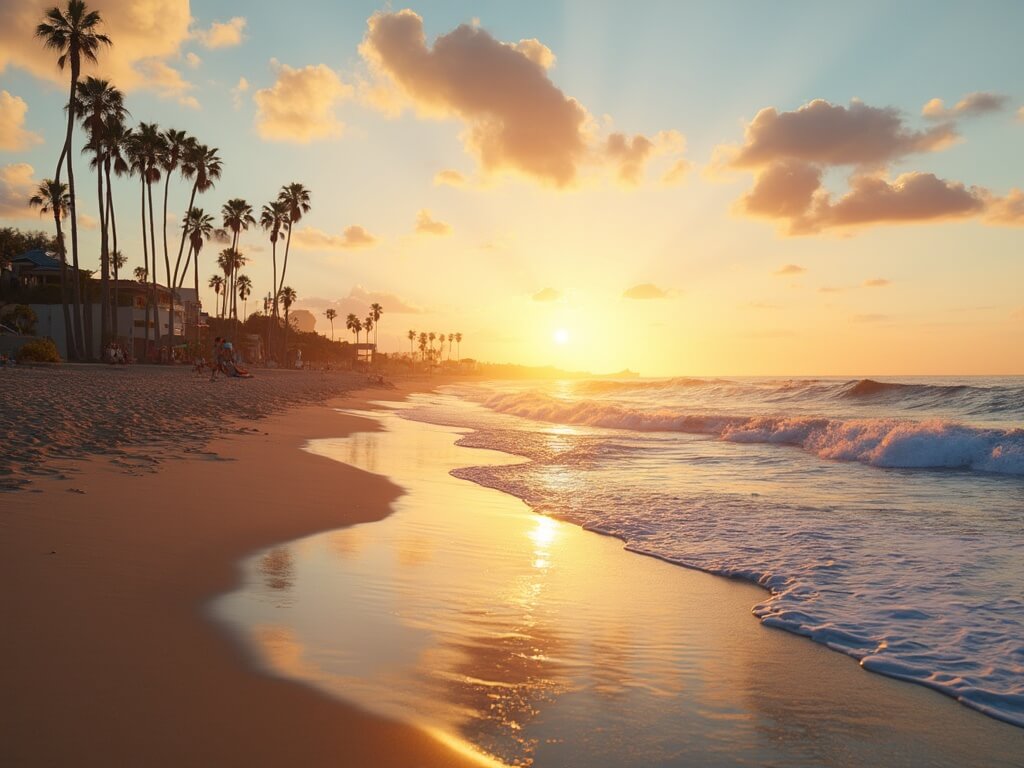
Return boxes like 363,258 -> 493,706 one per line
1,0 -> 1022,375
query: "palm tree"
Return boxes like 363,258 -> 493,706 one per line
370,302 -> 383,347
260,199 -> 289,360
221,199 -> 255,322
181,208 -> 215,347
364,315 -> 374,348
447,333 -> 454,361
128,122 -> 164,352
428,331 -> 436,361
346,313 -> 362,344
134,266 -> 147,283
174,143 -> 222,291
216,248 -> 245,319
324,308 -> 337,340
36,0 -> 111,359
418,332 -> 428,362
275,182 -> 310,322
236,274 -> 252,320
208,273 -> 224,317
455,332 -> 462,361
76,76 -> 126,346
278,286 -> 297,360
407,329 -> 415,357
27,179 -> 74,352
159,128 -> 189,350
102,118 -> 130,340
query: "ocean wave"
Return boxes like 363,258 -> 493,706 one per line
480,390 -> 1024,475
573,377 -> 736,395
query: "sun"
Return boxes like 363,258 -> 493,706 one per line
553,328 -> 570,345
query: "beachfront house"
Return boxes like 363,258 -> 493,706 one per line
2,249 -> 194,360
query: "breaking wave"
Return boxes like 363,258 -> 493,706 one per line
479,390 -> 1024,476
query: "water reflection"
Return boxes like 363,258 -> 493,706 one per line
215,406 -> 1024,768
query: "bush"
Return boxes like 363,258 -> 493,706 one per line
16,337 -> 61,363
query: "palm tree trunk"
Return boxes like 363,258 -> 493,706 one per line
63,61 -> 86,360
105,161 -> 119,340
172,182 -> 197,292
270,240 -> 278,361
193,245 -> 201,351
52,210 -> 73,359
147,180 -> 161,356
163,173 -> 175,354
96,151 -> 109,346
140,179 -> 150,354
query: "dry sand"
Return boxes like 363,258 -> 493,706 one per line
1,369 -> 481,767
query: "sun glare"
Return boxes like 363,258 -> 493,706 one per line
553,328 -> 570,345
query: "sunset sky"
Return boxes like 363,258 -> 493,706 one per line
1,0 -> 1022,375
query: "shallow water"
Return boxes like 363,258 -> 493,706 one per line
214,402 -> 1024,767
408,378 -> 1024,728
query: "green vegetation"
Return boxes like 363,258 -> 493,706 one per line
16,338 -> 61,363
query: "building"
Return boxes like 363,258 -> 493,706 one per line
2,249 -> 194,360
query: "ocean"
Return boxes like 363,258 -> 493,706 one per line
404,376 -> 1024,728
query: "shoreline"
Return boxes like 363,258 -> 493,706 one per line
1,378 -> 483,767
4,374 -> 1022,765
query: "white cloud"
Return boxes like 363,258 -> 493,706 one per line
196,17 -> 247,49
0,163 -> 36,219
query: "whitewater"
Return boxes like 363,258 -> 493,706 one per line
400,376 -> 1024,728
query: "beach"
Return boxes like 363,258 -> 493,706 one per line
3,367 -> 1023,766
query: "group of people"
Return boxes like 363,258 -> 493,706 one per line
103,342 -> 130,365
207,336 -> 252,380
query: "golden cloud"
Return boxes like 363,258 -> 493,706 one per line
922,92 -> 1007,120
359,10 -> 686,188
0,163 -> 35,219
197,17 -> 246,49
415,209 -> 451,236
254,61 -> 353,143
662,158 -> 691,185
0,91 -> 43,151
434,169 -> 467,187
532,287 -> 562,302
291,225 -> 378,251
0,0 -> 196,106
984,188 -> 1024,225
623,283 -> 668,300
774,264 -> 806,276
863,278 -> 891,287
304,286 -> 423,315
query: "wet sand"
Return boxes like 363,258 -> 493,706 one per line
0,381 -> 483,767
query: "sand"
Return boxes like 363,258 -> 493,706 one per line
1,369 -> 481,767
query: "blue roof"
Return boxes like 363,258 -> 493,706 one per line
14,249 -> 61,270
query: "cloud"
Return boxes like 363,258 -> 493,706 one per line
415,209 -> 451,235
0,91 -> 43,151
863,278 -> 891,287
605,129 -> 686,185
532,287 -> 562,302
291,225 -> 378,251
922,92 -> 1007,120
774,264 -> 806,276
196,17 -> 247,49
662,158 -> 691,185
0,0 -> 195,105
304,285 -> 423,316
359,10 -> 686,187
231,76 -> 249,109
725,99 -> 956,170
1018,106 -> 1024,122
623,283 -> 668,300
984,188 -> 1024,225
185,52 -> 201,69
434,169 -> 467,187
78,213 -> 99,230
254,61 -> 353,143
717,98 -> 1001,235
0,163 -> 35,219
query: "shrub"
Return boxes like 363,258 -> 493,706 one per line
16,337 -> 60,363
